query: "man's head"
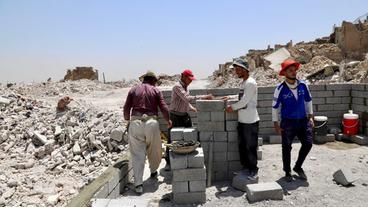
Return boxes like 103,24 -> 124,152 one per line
232,58 -> 250,79
141,71 -> 158,85
181,69 -> 195,86
279,59 -> 300,80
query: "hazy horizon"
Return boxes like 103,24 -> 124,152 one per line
0,0 -> 367,84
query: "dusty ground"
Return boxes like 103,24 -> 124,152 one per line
115,142 -> 368,207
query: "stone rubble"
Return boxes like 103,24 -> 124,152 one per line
0,89 -> 128,206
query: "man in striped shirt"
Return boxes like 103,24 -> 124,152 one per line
164,69 -> 213,170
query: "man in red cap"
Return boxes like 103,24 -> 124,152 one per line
164,69 -> 214,170
272,59 -> 314,182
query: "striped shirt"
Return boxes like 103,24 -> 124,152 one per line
169,81 -> 199,114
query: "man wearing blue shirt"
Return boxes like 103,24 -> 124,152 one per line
272,59 -> 314,182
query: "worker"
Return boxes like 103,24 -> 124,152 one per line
272,59 -> 314,182
225,59 -> 260,180
123,71 -> 172,194
165,69 -> 213,170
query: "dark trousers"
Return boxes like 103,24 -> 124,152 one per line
237,121 -> 259,172
165,112 -> 192,164
281,118 -> 313,173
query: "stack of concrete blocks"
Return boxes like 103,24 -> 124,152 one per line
169,127 -> 206,204
196,99 -> 264,182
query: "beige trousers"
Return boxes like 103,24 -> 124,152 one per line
129,117 -> 162,186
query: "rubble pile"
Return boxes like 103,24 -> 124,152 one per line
1,80 -> 123,99
0,92 -> 128,206
210,20 -> 368,87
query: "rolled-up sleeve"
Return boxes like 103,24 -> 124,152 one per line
173,85 -> 196,102
123,90 -> 133,120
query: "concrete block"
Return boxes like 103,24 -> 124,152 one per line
269,135 -> 282,144
309,84 -> 326,91
214,152 -> 227,162
214,132 -> 227,142
341,97 -> 351,104
257,148 -> 263,160
257,107 -> 272,115
172,168 -> 206,182
170,128 -> 184,141
198,112 -> 211,122
314,91 -> 333,98
226,121 -> 238,131
94,183 -> 109,199
314,134 -> 335,143
232,170 -> 259,191
258,93 -> 273,100
228,142 -> 239,152
312,97 -> 326,105
214,142 -> 227,152
214,170 -> 229,181
187,148 -> 205,168
352,84 -> 366,91
226,112 -> 238,121
258,86 -> 276,93
189,180 -> 206,192
326,97 -> 342,104
352,97 -> 365,105
199,132 -> 213,142
169,151 -> 188,170
197,122 -> 225,132
333,90 -> 350,97
196,100 -> 225,112
317,104 -> 335,111
228,132 -> 238,142
227,151 -> 240,161
107,185 -> 120,199
183,128 -> 198,142
245,182 -> 283,202
258,100 -> 272,108
258,137 -> 263,146
211,111 -> 225,121
351,135 -> 368,145
326,84 -> 351,90
333,104 -> 350,111
172,181 -> 189,193
333,169 -> 357,186
173,192 -> 206,204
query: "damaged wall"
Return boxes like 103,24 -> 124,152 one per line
64,67 -> 99,81
334,21 -> 368,60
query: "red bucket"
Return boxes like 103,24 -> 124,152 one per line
342,112 -> 359,135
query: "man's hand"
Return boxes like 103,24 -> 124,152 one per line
274,122 -> 283,135
221,96 -> 229,101
225,105 -> 233,113
203,94 -> 214,100
309,117 -> 315,128
167,120 -> 172,129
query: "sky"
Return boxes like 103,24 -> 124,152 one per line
0,0 -> 367,84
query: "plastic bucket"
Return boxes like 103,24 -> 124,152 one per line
314,116 -> 328,135
342,112 -> 359,135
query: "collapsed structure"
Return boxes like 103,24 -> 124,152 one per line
211,20 -> 368,88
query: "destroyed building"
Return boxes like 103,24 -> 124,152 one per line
64,67 -> 99,81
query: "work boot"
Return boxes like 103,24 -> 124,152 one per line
134,185 -> 143,194
293,167 -> 307,180
247,171 -> 258,181
150,171 -> 158,178
285,172 -> 293,182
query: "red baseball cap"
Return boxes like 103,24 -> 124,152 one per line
279,59 -> 301,76
182,69 -> 196,80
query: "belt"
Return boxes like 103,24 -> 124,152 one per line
131,114 -> 158,122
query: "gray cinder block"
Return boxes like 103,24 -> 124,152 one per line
245,182 -> 283,202
169,151 -> 188,170
183,128 -> 198,141
171,128 -> 184,141
196,100 -> 225,112
172,168 -> 207,182
333,169 -> 358,186
187,148 -> 205,168
232,170 -> 259,191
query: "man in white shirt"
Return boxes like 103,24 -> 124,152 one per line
226,58 -> 260,180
